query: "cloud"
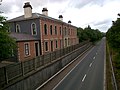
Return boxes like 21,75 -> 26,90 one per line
68,0 -> 106,9
1,0 -> 120,32
93,19 -> 111,26
0,0 -> 23,14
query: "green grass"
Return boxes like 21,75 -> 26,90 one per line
106,43 -> 113,90
112,52 -> 120,90
107,42 -> 120,90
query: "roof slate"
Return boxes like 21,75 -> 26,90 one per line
8,13 -> 62,23
7,13 -> 77,28
10,32 -> 39,41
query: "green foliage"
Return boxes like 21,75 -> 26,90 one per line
106,17 -> 120,53
106,14 -> 120,89
0,15 -> 16,60
77,25 -> 103,43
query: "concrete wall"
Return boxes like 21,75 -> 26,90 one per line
4,44 -> 91,90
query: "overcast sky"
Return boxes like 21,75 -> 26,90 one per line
1,0 -> 120,32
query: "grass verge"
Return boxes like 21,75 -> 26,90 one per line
106,43 -> 113,90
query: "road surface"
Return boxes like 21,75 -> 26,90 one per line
53,38 -> 106,90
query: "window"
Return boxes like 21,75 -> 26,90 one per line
60,27 -> 62,35
24,43 -> 30,56
45,41 -> 48,51
65,38 -> 67,47
50,25 -> 52,35
16,24 -> 20,33
68,29 -> 70,35
60,40 -> 62,48
56,40 -> 58,48
31,23 -> 37,35
44,24 -> 47,35
55,26 -> 57,35
65,27 -> 67,35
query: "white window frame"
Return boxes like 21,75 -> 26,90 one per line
60,26 -> 62,35
50,25 -> 53,35
31,23 -> 37,35
44,41 -> 49,52
34,41 -> 40,56
16,24 -> 20,33
44,24 -> 48,35
55,40 -> 58,49
24,42 -> 30,57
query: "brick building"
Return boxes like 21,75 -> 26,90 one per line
8,2 -> 79,61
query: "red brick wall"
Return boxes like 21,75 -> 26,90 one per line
17,41 -> 36,62
40,19 -> 63,54
40,18 -> 79,55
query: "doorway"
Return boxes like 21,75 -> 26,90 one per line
35,42 -> 39,56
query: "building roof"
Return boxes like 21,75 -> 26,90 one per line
8,13 -> 77,28
10,32 -> 39,42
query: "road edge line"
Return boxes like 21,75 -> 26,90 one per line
52,46 -> 94,90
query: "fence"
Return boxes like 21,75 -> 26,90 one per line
0,41 -> 90,89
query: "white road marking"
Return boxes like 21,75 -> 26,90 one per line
89,63 -> 93,67
52,47 -> 95,90
82,74 -> 87,82
93,57 -> 95,59
96,52 -> 97,55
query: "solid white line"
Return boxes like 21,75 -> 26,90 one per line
35,56 -> 75,90
89,63 -> 93,67
82,74 -> 87,82
36,46 -> 93,90
52,47 -> 95,90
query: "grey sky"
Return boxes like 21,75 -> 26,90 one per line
1,0 -> 120,32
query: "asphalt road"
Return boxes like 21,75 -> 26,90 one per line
53,38 -> 106,90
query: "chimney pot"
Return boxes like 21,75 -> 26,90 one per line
59,15 -> 63,21
23,2 -> 32,18
68,20 -> 71,24
42,7 -> 48,16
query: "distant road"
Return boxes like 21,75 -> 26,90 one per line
53,38 -> 106,90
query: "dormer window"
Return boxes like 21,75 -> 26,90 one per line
31,23 -> 37,35
16,24 -> 20,33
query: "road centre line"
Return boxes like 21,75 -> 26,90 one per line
82,74 -> 87,82
52,47 -> 95,90
89,63 -> 93,67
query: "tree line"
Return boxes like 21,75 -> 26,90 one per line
106,14 -> 120,89
106,14 -> 120,53
77,25 -> 104,43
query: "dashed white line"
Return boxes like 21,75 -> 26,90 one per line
89,63 -> 93,67
93,57 -> 95,59
82,74 -> 87,82
52,47 -> 95,90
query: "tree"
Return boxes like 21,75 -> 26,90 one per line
77,25 -> 103,43
106,15 -> 120,53
0,15 -> 16,61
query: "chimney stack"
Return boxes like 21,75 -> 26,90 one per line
59,15 -> 63,21
42,8 -> 48,16
23,2 -> 32,18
